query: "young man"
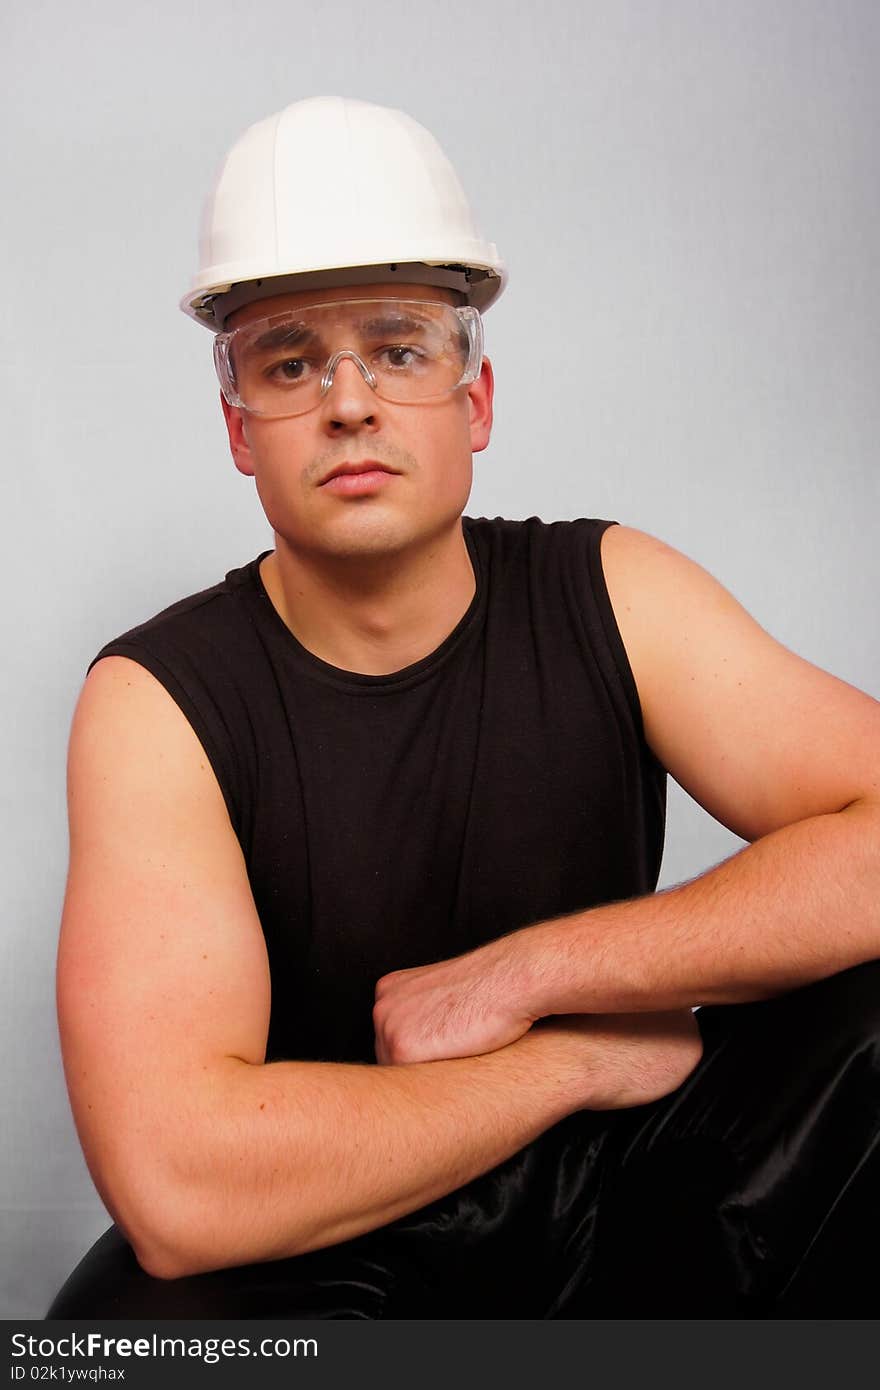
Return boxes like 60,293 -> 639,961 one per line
51,97 -> 880,1318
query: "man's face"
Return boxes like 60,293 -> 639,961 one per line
220,282 -> 494,562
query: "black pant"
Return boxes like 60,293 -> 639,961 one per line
47,960 -> 880,1318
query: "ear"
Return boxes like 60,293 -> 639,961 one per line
467,357 -> 494,454
219,395 -> 256,478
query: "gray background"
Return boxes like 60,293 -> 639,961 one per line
2,0 -> 878,1319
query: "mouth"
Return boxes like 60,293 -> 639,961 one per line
320,460 -> 400,485
318,460 -> 402,493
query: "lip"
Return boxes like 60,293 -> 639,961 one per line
319,460 -> 400,486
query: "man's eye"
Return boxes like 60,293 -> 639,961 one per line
377,345 -> 423,369
267,358 -> 312,383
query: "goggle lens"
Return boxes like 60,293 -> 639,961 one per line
214,299 -> 482,418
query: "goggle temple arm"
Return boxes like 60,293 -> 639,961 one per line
213,334 -> 243,408
457,306 -> 485,385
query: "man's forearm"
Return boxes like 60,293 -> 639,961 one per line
131,1032 -> 580,1279
519,798 -> 880,1015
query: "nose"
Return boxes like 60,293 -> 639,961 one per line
320,351 -> 380,432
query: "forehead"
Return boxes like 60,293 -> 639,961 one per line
226,282 -> 460,331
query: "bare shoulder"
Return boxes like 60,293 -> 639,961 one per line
72,653 -> 211,771
599,522 -> 737,613
597,523 -> 760,709
598,524 -> 880,840
69,654 -> 225,824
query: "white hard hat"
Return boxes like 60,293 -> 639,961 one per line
181,96 -> 507,331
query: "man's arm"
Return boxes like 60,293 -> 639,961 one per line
373,526 -> 880,1063
58,655 -> 701,1280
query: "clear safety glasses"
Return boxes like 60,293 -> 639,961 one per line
213,298 -> 484,420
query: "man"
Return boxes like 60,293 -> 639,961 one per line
51,96 -> 880,1318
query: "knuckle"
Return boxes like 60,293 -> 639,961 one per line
386,1035 -> 412,1065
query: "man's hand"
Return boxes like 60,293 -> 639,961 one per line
373,938 -> 535,1063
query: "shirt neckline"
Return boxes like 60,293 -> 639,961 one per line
240,518 -> 486,694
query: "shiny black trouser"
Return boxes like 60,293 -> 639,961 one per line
48,960 -> 880,1319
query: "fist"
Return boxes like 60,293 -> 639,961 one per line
373,944 -> 535,1065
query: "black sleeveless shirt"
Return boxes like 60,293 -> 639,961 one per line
92,516 -> 666,1065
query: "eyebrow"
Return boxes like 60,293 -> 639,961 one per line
249,324 -> 317,352
247,313 -> 435,353
358,313 -> 433,336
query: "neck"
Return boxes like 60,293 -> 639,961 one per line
260,522 -> 476,675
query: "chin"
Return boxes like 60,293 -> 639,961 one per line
281,513 -> 422,562
280,506 -> 464,564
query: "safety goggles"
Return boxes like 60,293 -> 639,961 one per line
213,298 -> 484,419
